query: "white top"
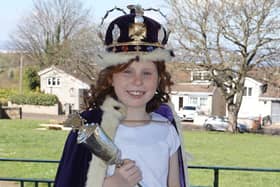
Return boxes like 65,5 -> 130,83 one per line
106,112 -> 181,187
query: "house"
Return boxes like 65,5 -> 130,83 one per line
170,67 -> 280,124
38,66 -> 90,113
170,69 -> 226,116
239,77 -> 280,123
171,83 -> 226,116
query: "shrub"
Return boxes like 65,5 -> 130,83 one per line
0,88 -> 16,98
0,89 -> 16,105
0,98 -> 8,106
9,92 -> 58,106
24,67 -> 40,91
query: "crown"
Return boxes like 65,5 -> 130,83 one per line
97,5 -> 174,68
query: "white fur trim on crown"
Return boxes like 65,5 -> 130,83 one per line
96,48 -> 173,68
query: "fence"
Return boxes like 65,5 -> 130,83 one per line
0,158 -> 58,187
1,158 -> 280,187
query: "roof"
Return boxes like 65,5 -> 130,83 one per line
260,86 -> 280,99
171,83 -> 215,94
38,65 -> 94,85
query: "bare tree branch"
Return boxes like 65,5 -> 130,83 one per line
167,0 -> 280,132
10,0 -> 100,81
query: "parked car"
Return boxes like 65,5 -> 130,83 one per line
203,116 -> 249,133
177,106 -> 197,121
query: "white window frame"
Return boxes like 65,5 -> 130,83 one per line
47,77 -> 61,87
243,87 -> 252,97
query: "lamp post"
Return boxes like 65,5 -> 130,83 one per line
19,53 -> 23,94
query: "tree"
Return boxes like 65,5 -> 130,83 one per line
167,0 -> 280,132
24,67 -> 40,91
11,0 -> 101,81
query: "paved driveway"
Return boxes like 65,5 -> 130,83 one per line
22,112 -> 67,122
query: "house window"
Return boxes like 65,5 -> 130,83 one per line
47,77 -> 61,87
189,97 -> 198,105
243,87 -> 247,96
200,97 -> 208,106
192,71 -> 211,81
248,87 -> 252,96
243,87 -> 252,96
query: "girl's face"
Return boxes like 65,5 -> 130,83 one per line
112,61 -> 159,110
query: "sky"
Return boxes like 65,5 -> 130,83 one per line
0,0 -> 168,49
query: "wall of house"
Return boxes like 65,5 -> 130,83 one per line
170,92 -> 213,115
258,100 -> 272,117
40,69 -> 89,113
170,94 -> 181,112
238,78 -> 263,118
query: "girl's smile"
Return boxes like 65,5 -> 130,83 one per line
112,61 -> 159,110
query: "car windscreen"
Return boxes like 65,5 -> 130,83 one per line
183,106 -> 196,110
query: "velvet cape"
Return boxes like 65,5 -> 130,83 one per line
54,104 -> 188,187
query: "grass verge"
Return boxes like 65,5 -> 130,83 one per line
0,120 -> 279,186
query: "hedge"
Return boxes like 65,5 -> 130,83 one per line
9,93 -> 58,106
0,89 -> 17,105
0,88 -> 16,98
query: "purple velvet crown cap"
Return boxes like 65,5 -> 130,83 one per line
97,5 -> 174,68
104,4 -> 168,53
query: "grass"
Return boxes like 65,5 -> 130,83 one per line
184,131 -> 280,187
0,119 -> 280,186
0,119 -> 68,180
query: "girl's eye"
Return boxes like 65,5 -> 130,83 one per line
123,69 -> 132,74
143,71 -> 153,76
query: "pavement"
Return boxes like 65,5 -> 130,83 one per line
22,112 -> 67,123
20,113 -> 280,135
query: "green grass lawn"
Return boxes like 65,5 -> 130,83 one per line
0,119 -> 68,180
184,131 -> 280,187
0,119 -> 280,186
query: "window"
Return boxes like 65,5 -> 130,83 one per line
243,87 -> 252,96
200,97 -> 208,106
47,77 -> 61,87
248,87 -> 252,96
192,71 -> 211,81
189,97 -> 198,105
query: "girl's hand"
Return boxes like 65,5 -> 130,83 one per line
103,159 -> 142,187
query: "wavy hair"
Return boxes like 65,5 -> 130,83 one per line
87,60 -> 174,113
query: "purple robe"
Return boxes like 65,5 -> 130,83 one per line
54,105 -> 186,187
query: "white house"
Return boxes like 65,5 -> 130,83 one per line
170,68 -> 280,124
38,66 -> 90,113
170,69 -> 226,116
239,77 -> 280,123
170,83 -> 226,116
238,77 -> 265,118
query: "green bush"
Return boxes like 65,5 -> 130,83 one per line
9,92 -> 58,106
0,98 -> 8,106
0,88 -> 16,105
0,88 -> 16,98
24,67 -> 40,91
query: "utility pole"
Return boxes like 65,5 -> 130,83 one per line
19,53 -> 23,94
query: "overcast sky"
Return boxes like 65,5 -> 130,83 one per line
0,0 -> 168,48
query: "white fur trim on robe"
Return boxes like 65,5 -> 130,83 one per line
85,97 -> 126,187
166,101 -> 191,187
85,97 -> 190,187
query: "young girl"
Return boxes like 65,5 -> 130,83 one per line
54,5 -> 189,187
